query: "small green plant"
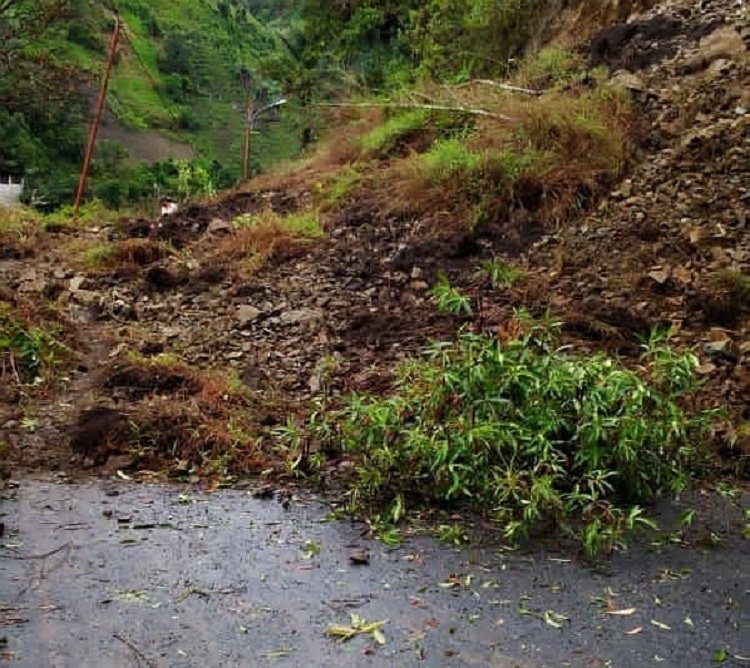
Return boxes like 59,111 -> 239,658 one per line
175,159 -> 216,201
430,275 -> 472,315
418,136 -> 483,184
0,309 -> 67,383
482,259 -> 525,288
515,46 -> 582,88
305,315 -> 716,554
282,209 -> 324,237
233,208 -> 323,238
436,523 -> 468,546
315,166 -> 362,208
83,243 -> 115,268
358,109 -> 461,158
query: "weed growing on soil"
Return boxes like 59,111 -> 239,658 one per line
208,207 -> 323,277
43,201 -> 121,230
482,259 -> 525,288
514,46 -> 584,88
0,307 -> 67,384
304,312 -> 716,554
97,354 -> 274,477
418,136 -> 484,185
430,274 -> 473,315
314,166 -> 364,209
358,109 -> 464,159
0,208 -> 48,258
233,208 -> 323,238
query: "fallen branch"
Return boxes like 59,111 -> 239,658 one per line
113,633 -> 158,668
316,101 -> 516,123
0,542 -> 70,561
450,79 -> 542,96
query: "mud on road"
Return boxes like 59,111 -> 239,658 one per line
1,478 -> 748,668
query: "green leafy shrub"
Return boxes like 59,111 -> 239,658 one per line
306,315 -> 716,554
482,259 -> 525,288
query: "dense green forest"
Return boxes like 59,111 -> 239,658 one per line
0,0 -> 555,210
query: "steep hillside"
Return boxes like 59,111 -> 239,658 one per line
65,0 -> 296,170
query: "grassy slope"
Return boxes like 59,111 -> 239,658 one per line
62,0 -> 294,170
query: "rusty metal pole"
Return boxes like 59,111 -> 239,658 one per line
241,96 -> 253,182
73,16 -> 121,215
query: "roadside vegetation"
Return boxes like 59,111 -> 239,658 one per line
288,306 -> 717,555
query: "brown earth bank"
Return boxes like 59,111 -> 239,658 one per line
0,0 -> 748,485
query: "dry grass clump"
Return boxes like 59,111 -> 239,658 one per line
128,399 -> 271,477
0,208 -> 49,259
101,354 -> 275,477
207,207 -> 323,277
372,80 -> 636,232
81,238 -> 172,273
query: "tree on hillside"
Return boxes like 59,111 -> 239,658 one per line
294,0 -> 552,84
259,21 -> 349,148
298,0 -> 416,87
409,0 -> 548,79
0,0 -> 88,200
0,0 -> 87,112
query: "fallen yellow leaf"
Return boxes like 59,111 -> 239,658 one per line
605,608 -> 637,616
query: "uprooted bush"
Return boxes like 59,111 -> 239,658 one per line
304,315 -> 717,554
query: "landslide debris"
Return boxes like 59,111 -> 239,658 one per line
0,0 -> 748,478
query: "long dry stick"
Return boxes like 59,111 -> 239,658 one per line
449,79 -> 542,96
113,633 -> 158,668
316,101 -> 517,123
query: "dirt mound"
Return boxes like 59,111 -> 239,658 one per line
103,360 -> 200,400
62,356 -> 279,475
69,406 -> 128,465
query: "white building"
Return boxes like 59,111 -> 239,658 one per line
0,176 -> 23,208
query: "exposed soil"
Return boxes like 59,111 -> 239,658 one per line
0,0 -> 748,481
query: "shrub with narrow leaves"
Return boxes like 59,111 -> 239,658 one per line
307,315 -> 716,554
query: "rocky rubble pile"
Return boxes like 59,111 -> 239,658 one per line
529,0 -> 749,453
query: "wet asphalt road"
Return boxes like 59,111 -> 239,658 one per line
0,478 -> 747,668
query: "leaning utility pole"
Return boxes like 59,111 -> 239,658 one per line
73,16 -> 121,215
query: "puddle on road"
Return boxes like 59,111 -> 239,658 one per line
0,478 -> 747,667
